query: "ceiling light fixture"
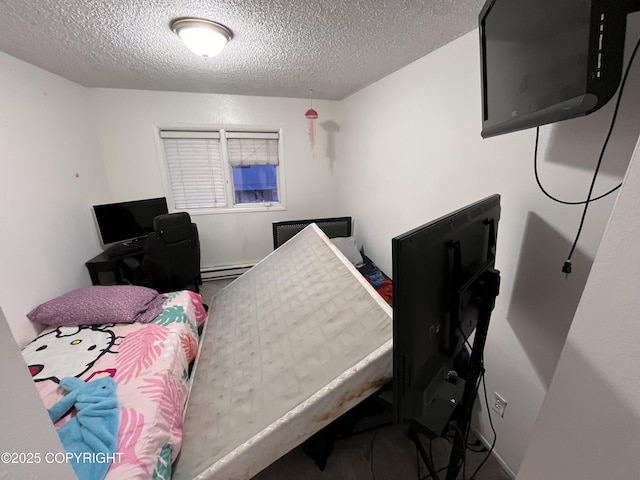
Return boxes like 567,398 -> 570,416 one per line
171,18 -> 232,58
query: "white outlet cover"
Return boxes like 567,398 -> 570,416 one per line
493,392 -> 507,417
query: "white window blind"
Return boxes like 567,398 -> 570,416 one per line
227,132 -> 279,167
161,133 -> 227,209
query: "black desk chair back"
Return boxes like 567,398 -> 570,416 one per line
141,212 -> 202,293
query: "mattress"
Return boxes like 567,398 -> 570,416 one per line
21,289 -> 207,480
173,224 -> 393,480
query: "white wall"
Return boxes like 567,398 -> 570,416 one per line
515,135 -> 640,478
334,21 -> 640,473
0,306 -> 76,479
86,89 -> 340,268
0,51 -> 110,347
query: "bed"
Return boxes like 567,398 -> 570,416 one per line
172,221 -> 393,480
21,217 -> 390,480
21,288 -> 208,480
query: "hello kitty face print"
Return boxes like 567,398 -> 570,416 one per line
22,325 -> 117,383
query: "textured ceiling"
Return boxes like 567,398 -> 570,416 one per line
0,0 -> 485,100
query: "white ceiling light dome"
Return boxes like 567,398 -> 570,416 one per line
171,18 -> 233,58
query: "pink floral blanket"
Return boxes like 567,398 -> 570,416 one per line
22,290 -> 207,480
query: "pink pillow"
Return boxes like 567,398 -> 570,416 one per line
27,286 -> 166,326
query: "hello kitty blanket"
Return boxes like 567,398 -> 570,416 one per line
21,289 -> 207,480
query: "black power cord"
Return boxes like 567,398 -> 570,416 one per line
411,327 -> 500,480
533,127 -> 622,206
417,437 -> 449,480
468,369 -> 498,480
369,426 -> 379,480
534,34 -> 640,276
450,329 -> 499,479
448,328 -> 498,480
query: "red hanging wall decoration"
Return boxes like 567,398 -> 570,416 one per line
305,89 -> 318,149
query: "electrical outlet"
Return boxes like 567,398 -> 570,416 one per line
492,392 -> 507,417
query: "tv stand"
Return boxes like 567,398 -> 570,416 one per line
409,268 -> 501,480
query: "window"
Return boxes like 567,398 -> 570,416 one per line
159,129 -> 283,212
227,133 -> 279,205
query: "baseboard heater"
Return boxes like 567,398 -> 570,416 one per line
200,263 -> 254,281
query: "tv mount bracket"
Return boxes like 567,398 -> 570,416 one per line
408,268 -> 501,480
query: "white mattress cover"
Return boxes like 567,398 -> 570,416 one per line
173,224 -> 393,480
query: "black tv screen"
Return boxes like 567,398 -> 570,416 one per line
93,197 -> 168,245
392,195 -> 500,429
479,0 -> 627,138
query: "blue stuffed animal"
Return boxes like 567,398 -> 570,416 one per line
48,377 -> 119,480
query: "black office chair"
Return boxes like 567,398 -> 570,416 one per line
126,212 -> 202,293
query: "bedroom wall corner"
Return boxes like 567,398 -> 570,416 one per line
0,51 -> 111,347
86,89 -> 341,270
0,305 -> 76,479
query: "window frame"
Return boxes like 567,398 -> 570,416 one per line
155,125 -> 287,216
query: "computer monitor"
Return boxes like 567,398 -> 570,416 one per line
92,197 -> 168,245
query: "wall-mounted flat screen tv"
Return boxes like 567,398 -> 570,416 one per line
479,0 -> 628,138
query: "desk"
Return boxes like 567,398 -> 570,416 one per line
85,247 -> 144,286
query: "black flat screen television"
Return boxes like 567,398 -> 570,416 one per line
392,194 -> 501,432
93,197 -> 168,245
479,0 -> 628,138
